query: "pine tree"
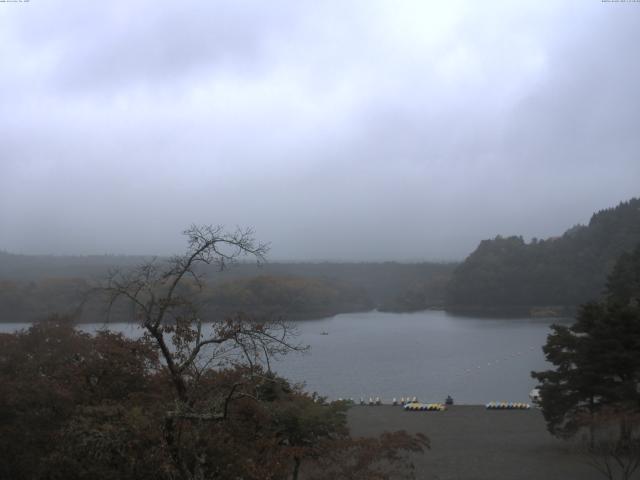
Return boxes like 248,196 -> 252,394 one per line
532,243 -> 640,443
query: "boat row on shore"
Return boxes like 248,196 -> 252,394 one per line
404,402 -> 446,411
334,397 -> 532,410
485,401 -> 531,409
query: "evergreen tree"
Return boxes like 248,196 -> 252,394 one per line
532,244 -> 640,444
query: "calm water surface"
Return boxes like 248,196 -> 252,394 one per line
1,310 -> 569,404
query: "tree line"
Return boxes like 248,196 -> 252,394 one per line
2,197 -> 638,320
0,274 -> 372,324
0,252 -> 455,322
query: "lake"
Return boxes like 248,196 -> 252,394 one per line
0,310 -> 568,404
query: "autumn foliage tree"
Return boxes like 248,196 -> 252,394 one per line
0,319 -> 428,480
0,225 -> 429,480
0,318 -> 162,480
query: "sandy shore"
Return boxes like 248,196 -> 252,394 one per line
347,405 -> 605,480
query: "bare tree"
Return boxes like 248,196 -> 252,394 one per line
102,225 -> 306,479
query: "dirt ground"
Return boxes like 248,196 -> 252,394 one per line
347,405 -> 611,480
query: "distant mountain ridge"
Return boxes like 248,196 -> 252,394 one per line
446,198 -> 640,313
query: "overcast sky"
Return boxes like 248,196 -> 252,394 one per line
1,1 -> 639,261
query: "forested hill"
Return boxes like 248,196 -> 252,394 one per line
0,254 -> 454,322
446,198 -> 640,313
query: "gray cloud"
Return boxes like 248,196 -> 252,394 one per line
0,1 -> 638,261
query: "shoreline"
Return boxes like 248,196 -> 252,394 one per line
1,304 -> 579,324
444,305 -> 576,318
347,405 -> 601,479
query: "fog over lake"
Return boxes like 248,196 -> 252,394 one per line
1,310 -> 567,404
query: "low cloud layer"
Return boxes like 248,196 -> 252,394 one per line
1,1 -> 638,260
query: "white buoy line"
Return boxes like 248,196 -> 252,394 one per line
324,345 -> 542,406
444,344 -> 540,380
